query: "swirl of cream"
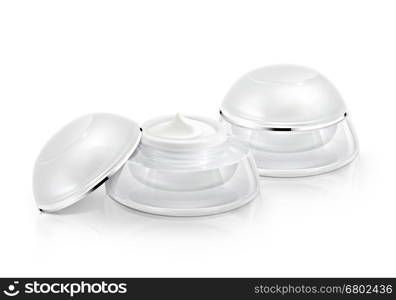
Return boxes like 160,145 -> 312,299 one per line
146,113 -> 210,139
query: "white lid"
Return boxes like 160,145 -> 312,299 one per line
33,113 -> 142,212
221,64 -> 347,130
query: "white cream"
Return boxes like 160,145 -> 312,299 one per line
142,114 -> 226,151
146,113 -> 214,140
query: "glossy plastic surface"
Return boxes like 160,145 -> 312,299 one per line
33,113 -> 142,212
223,118 -> 358,177
221,65 -> 347,129
220,65 -> 359,177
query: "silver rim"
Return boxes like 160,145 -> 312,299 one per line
220,110 -> 348,132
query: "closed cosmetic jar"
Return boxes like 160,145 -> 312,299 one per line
220,65 -> 359,177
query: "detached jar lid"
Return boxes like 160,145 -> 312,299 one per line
33,113 -> 142,212
220,65 -> 359,177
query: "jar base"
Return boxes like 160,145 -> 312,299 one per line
107,188 -> 259,217
105,153 -> 260,216
224,118 -> 359,178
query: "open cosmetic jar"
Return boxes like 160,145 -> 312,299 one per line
33,113 -> 260,216
220,65 -> 359,177
106,114 -> 260,216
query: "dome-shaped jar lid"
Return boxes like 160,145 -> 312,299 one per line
33,113 -> 142,212
220,65 -> 347,130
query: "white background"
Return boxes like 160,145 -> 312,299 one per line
0,0 -> 395,277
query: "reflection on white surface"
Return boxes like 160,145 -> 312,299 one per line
260,160 -> 359,202
36,161 -> 359,244
36,185 -> 259,242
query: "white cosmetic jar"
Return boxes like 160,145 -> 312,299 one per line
106,114 -> 260,216
220,65 -> 359,177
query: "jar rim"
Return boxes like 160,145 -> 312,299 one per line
220,109 -> 348,132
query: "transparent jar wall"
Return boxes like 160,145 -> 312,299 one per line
106,139 -> 260,216
222,118 -> 359,177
